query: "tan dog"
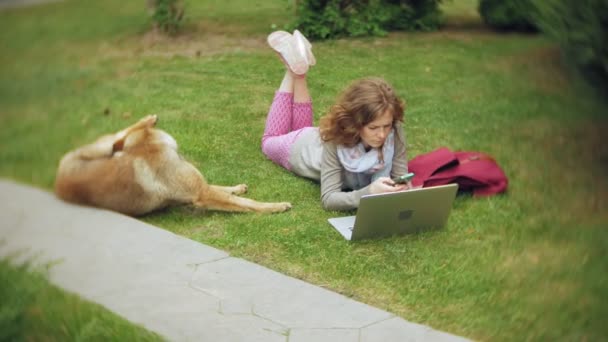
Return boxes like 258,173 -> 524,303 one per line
54,115 -> 292,216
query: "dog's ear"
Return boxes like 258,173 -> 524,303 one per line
112,139 -> 124,153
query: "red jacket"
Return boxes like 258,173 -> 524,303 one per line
407,147 -> 508,196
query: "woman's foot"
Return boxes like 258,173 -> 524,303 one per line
267,30 -> 309,75
293,29 -> 316,67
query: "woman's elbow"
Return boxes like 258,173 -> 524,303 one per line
321,196 -> 333,211
321,195 -> 355,211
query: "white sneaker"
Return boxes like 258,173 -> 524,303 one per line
267,30 -> 309,75
293,29 -> 316,67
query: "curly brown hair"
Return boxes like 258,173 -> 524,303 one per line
319,77 -> 405,147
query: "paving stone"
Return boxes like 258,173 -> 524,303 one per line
289,328 -> 360,342
0,0 -> 63,10
190,257 -> 394,328
361,316 -> 471,342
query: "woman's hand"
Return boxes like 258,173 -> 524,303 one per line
369,177 -> 409,194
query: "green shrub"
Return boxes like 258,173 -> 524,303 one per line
533,0 -> 608,93
147,0 -> 184,35
478,0 -> 538,31
293,0 -> 444,40
385,0 -> 444,31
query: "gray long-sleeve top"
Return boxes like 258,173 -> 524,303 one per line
288,123 -> 408,211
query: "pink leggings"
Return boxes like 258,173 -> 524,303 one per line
261,92 -> 313,170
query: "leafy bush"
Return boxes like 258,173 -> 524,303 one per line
478,0 -> 538,31
293,0 -> 444,40
147,0 -> 184,35
533,0 -> 608,93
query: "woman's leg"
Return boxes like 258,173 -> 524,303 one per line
292,75 -> 313,130
261,71 -> 298,169
261,30 -> 315,170
262,71 -> 294,138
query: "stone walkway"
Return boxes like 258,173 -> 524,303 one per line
0,0 -> 61,10
0,179 -> 470,341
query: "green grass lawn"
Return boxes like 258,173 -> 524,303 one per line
1,0 -> 607,340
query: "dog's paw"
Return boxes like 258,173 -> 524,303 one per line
274,202 -> 292,213
232,184 -> 248,195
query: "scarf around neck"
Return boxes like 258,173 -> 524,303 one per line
337,129 -> 395,187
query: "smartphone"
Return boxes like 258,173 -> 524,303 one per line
393,172 -> 415,184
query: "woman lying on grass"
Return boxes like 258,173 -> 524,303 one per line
261,30 -> 413,211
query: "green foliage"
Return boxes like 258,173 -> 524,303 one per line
533,0 -> 608,95
293,0 -> 445,40
478,0 -> 538,31
148,0 -> 184,35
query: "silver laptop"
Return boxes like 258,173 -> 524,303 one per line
328,183 -> 458,241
